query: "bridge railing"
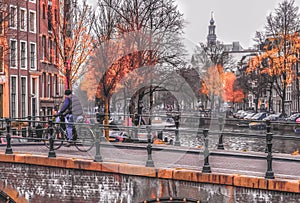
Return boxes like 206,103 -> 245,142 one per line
0,113 -> 299,180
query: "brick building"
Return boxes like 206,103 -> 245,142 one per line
0,0 -> 64,119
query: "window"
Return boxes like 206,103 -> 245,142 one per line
48,38 -> 52,63
20,8 -> 26,31
10,76 -> 17,118
0,46 -> 3,73
42,35 -> 46,60
42,72 -> 46,98
10,40 -> 17,67
42,4 -> 46,19
21,77 -> 27,117
30,43 -> 36,70
48,4 -> 52,31
48,74 -> 51,98
53,74 -> 57,95
29,10 -> 36,33
9,6 -> 17,28
0,12 -> 3,34
20,41 -> 27,69
54,41 -> 58,64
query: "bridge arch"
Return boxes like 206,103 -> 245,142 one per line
0,181 -> 28,203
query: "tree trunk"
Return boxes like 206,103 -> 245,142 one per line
149,86 -> 153,125
104,97 -> 110,140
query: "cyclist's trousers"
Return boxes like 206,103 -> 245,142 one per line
66,114 -> 73,141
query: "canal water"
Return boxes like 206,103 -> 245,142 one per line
163,123 -> 300,154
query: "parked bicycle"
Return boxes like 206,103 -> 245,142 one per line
43,115 -> 95,152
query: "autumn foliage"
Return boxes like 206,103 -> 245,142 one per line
201,65 -> 244,103
223,72 -> 244,103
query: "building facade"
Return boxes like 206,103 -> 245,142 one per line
0,0 -> 64,119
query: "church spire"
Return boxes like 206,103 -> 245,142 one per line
207,11 -> 217,46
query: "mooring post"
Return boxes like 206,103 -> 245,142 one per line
217,116 -> 224,150
94,123 -> 103,162
5,118 -> 13,155
48,120 -> 56,158
265,130 -> 275,179
145,125 -> 154,167
202,129 -> 211,173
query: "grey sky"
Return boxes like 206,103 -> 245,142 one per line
176,0 -> 297,49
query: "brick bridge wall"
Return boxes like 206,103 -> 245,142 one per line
0,154 -> 299,203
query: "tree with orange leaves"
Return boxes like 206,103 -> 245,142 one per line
201,65 -> 224,110
223,72 -> 244,105
247,0 -> 300,115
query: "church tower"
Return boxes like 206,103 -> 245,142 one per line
207,12 -> 217,46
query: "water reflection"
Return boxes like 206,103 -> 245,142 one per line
165,126 -> 300,154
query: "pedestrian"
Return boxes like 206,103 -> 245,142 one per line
56,89 -> 83,147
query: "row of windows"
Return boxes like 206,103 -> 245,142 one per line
10,74 -> 63,118
8,40 -> 37,70
9,6 -> 36,33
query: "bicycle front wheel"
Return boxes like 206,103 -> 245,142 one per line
74,126 -> 95,152
43,127 -> 64,150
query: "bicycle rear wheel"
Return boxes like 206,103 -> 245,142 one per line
74,126 -> 95,152
43,127 -> 64,150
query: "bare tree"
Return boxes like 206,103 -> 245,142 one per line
82,0 -> 186,135
51,0 -> 95,89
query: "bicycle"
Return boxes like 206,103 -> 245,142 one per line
43,115 -> 95,152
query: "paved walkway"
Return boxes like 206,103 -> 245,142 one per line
1,142 -> 300,181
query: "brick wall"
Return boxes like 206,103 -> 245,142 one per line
0,162 -> 300,203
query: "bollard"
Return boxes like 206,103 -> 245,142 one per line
217,116 -> 224,150
265,131 -> 275,179
5,118 -> 13,155
94,123 -> 103,162
202,129 -> 211,173
157,131 -> 163,140
145,125 -> 154,167
174,114 -> 180,146
47,120 -> 56,158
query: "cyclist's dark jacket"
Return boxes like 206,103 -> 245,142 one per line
59,94 -> 83,118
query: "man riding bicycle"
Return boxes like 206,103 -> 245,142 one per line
56,89 -> 83,147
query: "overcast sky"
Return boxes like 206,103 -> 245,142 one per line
176,0 -> 295,49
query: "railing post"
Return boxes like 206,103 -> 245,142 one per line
133,126 -> 138,140
217,116 -> 224,150
265,120 -> 271,153
202,129 -> 211,173
94,123 -> 103,162
5,118 -> 13,155
145,125 -> 154,167
47,120 -> 56,158
28,115 -> 32,138
197,115 -> 204,136
265,130 -> 275,179
174,114 -> 180,146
